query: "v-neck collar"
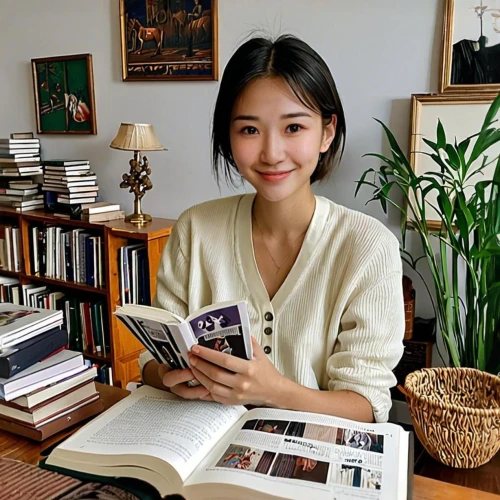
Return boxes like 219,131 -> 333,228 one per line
235,193 -> 330,313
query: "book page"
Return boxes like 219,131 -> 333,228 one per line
187,301 -> 253,360
115,313 -> 193,370
46,386 -> 247,483
185,407 -> 407,500
114,306 -> 196,369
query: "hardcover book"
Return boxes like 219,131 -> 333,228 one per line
0,349 -> 85,401
45,385 -> 411,499
0,326 -> 67,378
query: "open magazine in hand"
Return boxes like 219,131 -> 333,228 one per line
114,301 -> 253,372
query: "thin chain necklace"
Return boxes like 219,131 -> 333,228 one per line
253,215 -> 308,276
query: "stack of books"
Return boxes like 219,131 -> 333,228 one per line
81,201 -> 124,222
42,159 -> 99,209
0,303 -> 100,440
0,134 -> 42,178
0,179 -> 43,212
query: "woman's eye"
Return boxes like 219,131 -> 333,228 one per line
287,124 -> 303,133
242,126 -> 258,135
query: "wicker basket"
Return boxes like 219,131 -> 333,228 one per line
404,367 -> 500,468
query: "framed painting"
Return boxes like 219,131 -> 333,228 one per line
119,0 -> 219,81
441,0 -> 500,93
31,54 -> 97,135
409,93 -> 498,229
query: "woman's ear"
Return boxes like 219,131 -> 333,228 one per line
320,114 -> 337,153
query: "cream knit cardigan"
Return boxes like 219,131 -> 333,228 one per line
139,194 -> 405,422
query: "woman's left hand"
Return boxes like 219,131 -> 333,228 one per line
188,337 -> 286,406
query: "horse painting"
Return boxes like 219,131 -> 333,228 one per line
120,0 -> 218,80
128,18 -> 164,56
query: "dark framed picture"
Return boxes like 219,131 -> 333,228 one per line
31,54 -> 97,134
441,0 -> 500,93
119,0 -> 219,81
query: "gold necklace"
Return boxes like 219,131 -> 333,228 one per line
253,215 -> 307,276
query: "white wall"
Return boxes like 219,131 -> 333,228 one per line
0,0 -> 444,321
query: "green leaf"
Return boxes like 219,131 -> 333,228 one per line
422,138 -> 439,153
437,120 -> 446,149
480,92 -> 500,133
373,118 -> 412,170
445,144 -> 461,172
355,168 -> 377,197
458,137 -> 470,176
455,194 -> 475,241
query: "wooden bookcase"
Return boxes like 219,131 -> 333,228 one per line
0,207 -> 176,388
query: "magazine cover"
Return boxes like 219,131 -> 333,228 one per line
188,303 -> 250,360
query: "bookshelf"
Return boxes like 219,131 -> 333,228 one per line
0,206 -> 176,388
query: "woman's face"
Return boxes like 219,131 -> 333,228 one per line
229,77 -> 335,203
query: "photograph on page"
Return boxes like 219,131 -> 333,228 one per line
189,304 -> 251,359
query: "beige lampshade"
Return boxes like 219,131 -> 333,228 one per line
109,123 -> 166,152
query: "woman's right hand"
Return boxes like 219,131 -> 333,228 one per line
159,364 -> 210,400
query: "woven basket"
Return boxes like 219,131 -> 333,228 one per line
404,367 -> 500,468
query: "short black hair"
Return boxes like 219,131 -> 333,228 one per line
212,34 -> 346,186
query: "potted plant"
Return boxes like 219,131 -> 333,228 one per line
356,93 -> 500,468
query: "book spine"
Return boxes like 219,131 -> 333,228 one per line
0,329 -> 67,378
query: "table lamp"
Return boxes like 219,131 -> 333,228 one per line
110,122 -> 166,225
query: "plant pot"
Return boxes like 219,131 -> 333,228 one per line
403,367 -> 500,468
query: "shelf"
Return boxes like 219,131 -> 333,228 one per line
21,211 -> 106,231
0,269 -> 21,278
83,351 -> 111,363
23,274 -> 107,295
0,206 -> 21,218
5,210 -> 174,389
106,217 -> 175,240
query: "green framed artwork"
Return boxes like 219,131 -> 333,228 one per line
31,54 -> 97,134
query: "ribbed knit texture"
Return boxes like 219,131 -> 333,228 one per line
140,194 -> 405,422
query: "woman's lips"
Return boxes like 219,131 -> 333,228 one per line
257,170 -> 293,182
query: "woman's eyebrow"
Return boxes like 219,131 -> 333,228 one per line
280,112 -> 312,119
232,111 -> 312,122
232,114 -> 259,122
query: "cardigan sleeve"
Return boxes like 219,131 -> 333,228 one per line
138,221 -> 190,375
326,245 -> 405,423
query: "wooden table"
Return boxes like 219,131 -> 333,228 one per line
415,447 -> 500,495
0,383 -> 129,464
0,383 -> 498,500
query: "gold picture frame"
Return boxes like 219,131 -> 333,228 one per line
409,93 -> 498,230
440,0 -> 500,93
31,54 -> 97,135
119,0 -> 219,82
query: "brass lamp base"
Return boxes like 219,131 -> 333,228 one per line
119,151 -> 154,226
125,212 -> 152,225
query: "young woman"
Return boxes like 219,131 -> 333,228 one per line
140,34 -> 404,423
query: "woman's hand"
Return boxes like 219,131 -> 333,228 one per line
188,337 -> 286,406
159,364 -> 210,400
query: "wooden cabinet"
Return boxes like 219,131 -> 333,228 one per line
0,207 -> 175,388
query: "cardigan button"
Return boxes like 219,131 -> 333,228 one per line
264,346 -> 272,354
264,312 -> 273,321
264,327 -> 272,335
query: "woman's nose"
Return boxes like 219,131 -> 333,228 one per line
260,133 -> 286,166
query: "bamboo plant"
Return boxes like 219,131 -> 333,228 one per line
356,93 -> 500,375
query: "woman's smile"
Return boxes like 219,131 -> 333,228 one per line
257,170 -> 294,182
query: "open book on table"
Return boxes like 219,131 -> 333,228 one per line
45,385 -> 411,500
114,301 -> 253,371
